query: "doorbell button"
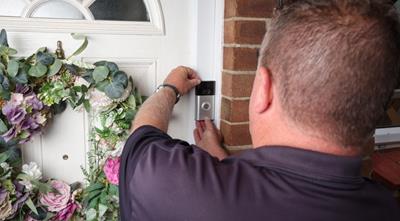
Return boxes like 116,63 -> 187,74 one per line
201,102 -> 211,111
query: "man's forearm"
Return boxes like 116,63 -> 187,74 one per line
131,88 -> 176,133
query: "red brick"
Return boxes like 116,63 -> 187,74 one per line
221,73 -> 255,97
225,0 -> 275,18
220,121 -> 252,146
221,97 -> 249,122
224,20 -> 267,44
223,47 -> 259,71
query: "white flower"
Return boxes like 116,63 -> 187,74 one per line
22,162 -> 42,180
10,93 -> 24,106
74,77 -> 90,88
88,89 -> 113,112
0,162 -> 10,171
110,141 -> 125,157
19,180 -> 33,191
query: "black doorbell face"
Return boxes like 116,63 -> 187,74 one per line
195,81 -> 215,121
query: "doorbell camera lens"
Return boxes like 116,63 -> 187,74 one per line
195,81 -> 215,120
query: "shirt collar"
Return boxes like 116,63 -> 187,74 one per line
231,146 -> 363,182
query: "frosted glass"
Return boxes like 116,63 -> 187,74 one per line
0,0 -> 26,17
31,0 -> 85,20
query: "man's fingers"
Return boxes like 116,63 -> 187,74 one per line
196,121 -> 204,133
193,128 -> 201,144
204,118 -> 215,131
189,78 -> 201,87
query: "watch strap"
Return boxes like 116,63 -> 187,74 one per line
155,84 -> 181,104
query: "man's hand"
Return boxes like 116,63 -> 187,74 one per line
193,119 -> 228,160
131,66 -> 200,133
164,66 -> 201,95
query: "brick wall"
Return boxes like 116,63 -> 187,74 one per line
221,0 -> 275,153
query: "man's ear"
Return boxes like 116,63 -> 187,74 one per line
253,66 -> 273,113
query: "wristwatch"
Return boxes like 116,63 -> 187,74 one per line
155,84 -> 181,104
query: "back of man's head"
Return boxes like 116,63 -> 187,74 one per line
259,0 -> 400,147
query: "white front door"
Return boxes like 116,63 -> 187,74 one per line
0,0 -> 223,183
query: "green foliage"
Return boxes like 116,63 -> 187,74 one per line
0,29 -> 145,221
92,66 -> 109,83
48,59 -> 62,76
7,60 -> 19,78
28,63 -> 48,77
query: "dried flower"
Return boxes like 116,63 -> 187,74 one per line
0,189 -> 13,220
1,91 -> 46,143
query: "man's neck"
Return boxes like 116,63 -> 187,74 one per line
251,123 -> 362,157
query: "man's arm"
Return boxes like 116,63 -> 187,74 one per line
131,66 -> 201,133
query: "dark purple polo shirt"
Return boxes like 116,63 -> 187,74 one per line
119,126 -> 400,221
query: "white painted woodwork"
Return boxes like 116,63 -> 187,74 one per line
0,0 -> 224,183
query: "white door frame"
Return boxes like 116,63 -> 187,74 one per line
195,0 -> 224,128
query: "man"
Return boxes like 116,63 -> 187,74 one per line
119,0 -> 400,220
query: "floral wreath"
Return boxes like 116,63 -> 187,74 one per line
0,29 -> 143,221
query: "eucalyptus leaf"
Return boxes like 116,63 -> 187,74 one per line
93,66 -> 109,83
82,70 -> 95,84
0,29 -> 8,47
25,198 -> 38,215
15,71 -> 28,84
68,33 -> 88,59
36,51 -> 55,66
7,60 -> 19,78
95,80 -> 109,92
0,152 -> 9,164
0,84 -> 10,100
105,82 -> 124,99
37,47 -> 47,53
48,59 -> 62,76
6,146 -> 21,168
28,63 -> 48,77
2,77 -> 10,90
106,62 -> 119,73
93,61 -> 107,67
0,119 -> 7,134
112,71 -> 128,87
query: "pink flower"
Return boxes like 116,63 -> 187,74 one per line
54,201 -> 78,221
103,157 -> 120,185
39,180 -> 71,212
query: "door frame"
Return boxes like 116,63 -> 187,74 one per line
195,0 -> 224,126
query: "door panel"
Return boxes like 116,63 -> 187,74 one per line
3,0 -> 199,182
